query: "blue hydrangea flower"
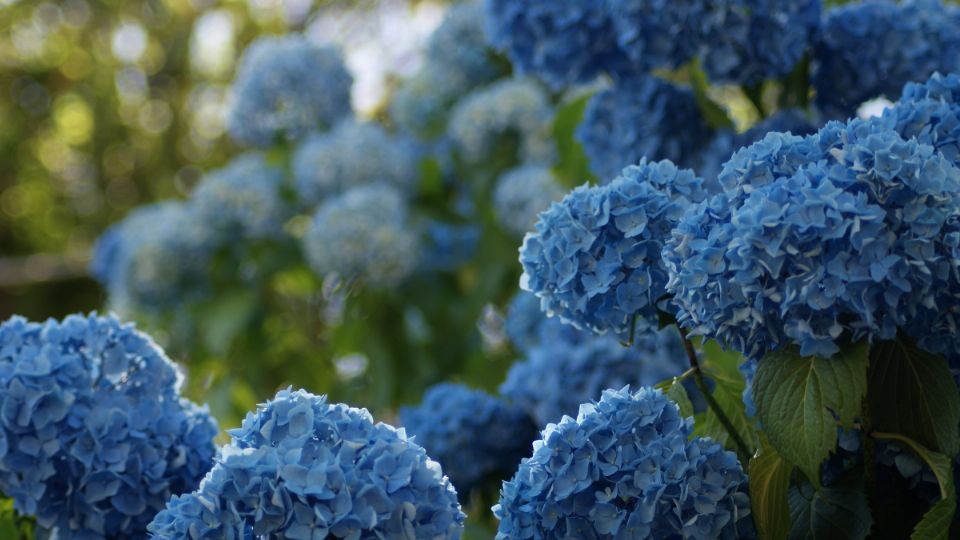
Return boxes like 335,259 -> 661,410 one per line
90,203 -> 214,314
813,0 -> 960,119
390,66 -> 466,140
419,221 -> 482,272
500,327 -> 688,427
302,184 -> 419,287
448,78 -> 556,166
493,386 -> 754,539
0,314 -> 218,539
664,121 -> 960,359
484,0 -> 626,88
577,77 -> 713,181
148,388 -> 465,539
505,291 -> 573,352
400,383 -> 538,494
698,109 -> 818,191
191,153 -> 289,240
606,0 -> 703,72
292,121 -> 420,206
426,1 -> 505,87
520,159 -> 707,334
699,0 -> 821,85
226,36 -> 353,147
494,164 -> 565,236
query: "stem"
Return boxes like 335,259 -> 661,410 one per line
677,326 -> 751,457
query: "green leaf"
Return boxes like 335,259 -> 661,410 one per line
199,290 -> 260,355
696,339 -> 757,456
753,342 -> 869,487
788,480 -> 873,540
750,437 -> 794,540
687,59 -> 735,129
873,433 -> 952,500
911,483 -> 956,540
551,93 -> 594,188
663,377 -> 694,419
868,339 -> 960,456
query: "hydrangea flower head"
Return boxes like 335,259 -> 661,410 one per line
520,159 -> 707,334
191,153 -> 289,240
484,0 -> 625,88
390,65 -> 465,140
883,72 -> 960,166
577,77 -> 713,181
91,202 -> 214,314
149,388 -> 465,539
813,0 -> 960,119
302,184 -> 419,287
448,77 -> 556,166
607,0 -> 703,72
700,0 -> 821,85
427,0 -> 504,87
0,314 -> 218,539
400,383 -> 538,494
665,120 -> 960,358
493,386 -> 753,539
226,36 -> 353,147
500,327 -> 687,427
494,164 -> 565,236
293,121 -> 420,206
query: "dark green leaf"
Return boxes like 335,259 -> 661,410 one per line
663,377 -> 695,419
869,339 -> 960,456
696,339 -> 757,455
753,342 -> 869,486
873,432 -> 952,500
788,480 -> 873,540
551,93 -> 594,188
750,437 -> 794,540
687,59 -> 735,129
911,484 -> 955,540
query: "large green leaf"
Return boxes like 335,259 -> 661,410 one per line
788,480 -> 873,540
912,485 -> 956,540
658,376 -> 695,419
750,437 -> 793,540
869,339 -> 960,456
753,342 -> 869,486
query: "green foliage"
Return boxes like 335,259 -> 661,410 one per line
788,479 -> 873,540
750,437 -> 794,540
753,342 -> 869,487
695,339 -> 757,457
658,374 -> 695,419
551,93 -> 595,188
868,338 -> 960,456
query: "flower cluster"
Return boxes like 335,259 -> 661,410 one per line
225,35 -> 352,147
302,184 -> 420,287
191,153 -> 290,240
813,0 -> 960,119
420,221 -> 482,272
607,0 -> 703,73
493,164 -> 565,236
700,0 -> 821,85
576,77 -> 713,181
91,202 -> 215,314
149,388 -> 465,539
698,108 -> 818,190
484,0 -> 626,88
448,77 -> 555,166
400,383 -> 538,494
520,159 -> 707,334
0,314 -> 218,539
500,327 -> 688,428
390,66 -> 466,140
292,120 -> 420,206
493,386 -> 754,539
665,118 -> 960,359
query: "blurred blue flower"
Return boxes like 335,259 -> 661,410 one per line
484,0 -> 625,88
420,221 -> 481,272
427,0 -> 505,87
520,159 -> 707,334
191,153 -> 289,240
293,121 -> 420,206
0,314 -> 218,539
493,386 -> 754,539
505,291 -> 579,352
813,0 -> 960,119
577,77 -> 713,181
90,202 -> 215,314
500,327 -> 688,427
493,164 -> 565,236
400,383 -> 538,494
226,35 -> 353,147
698,109 -> 818,191
302,184 -> 420,287
448,78 -> 556,166
699,0 -> 820,85
149,388 -> 465,539
607,0 -> 703,72
665,121 -> 960,359
390,66 -> 466,140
